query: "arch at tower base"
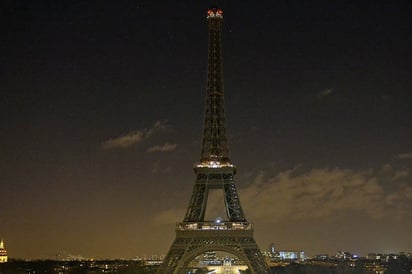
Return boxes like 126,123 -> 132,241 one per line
156,222 -> 270,274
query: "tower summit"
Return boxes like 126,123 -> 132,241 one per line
156,6 -> 269,274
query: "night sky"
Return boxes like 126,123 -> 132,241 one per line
1,0 -> 412,259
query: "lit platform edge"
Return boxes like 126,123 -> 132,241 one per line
196,160 -> 234,169
176,222 -> 253,231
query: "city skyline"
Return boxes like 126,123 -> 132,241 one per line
1,0 -> 412,259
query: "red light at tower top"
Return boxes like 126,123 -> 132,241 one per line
207,7 -> 223,19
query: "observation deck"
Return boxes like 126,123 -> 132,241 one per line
176,221 -> 253,231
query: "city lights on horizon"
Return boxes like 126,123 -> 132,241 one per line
2,0 -> 411,263
0,236 -> 409,262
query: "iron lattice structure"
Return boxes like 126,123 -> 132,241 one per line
156,7 -> 270,274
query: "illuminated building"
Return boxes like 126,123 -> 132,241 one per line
335,251 -> 358,260
278,250 -> 305,261
0,240 -> 7,263
267,244 -> 305,261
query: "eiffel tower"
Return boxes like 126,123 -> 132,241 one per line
156,6 -> 270,274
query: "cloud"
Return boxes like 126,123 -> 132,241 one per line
102,120 -> 170,149
102,131 -> 145,149
147,143 -> 177,153
147,120 -> 170,137
392,169 -> 410,181
154,166 -> 412,225
237,167 -> 412,223
396,151 -> 412,160
317,88 -> 334,99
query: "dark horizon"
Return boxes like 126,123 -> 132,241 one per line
1,0 -> 411,259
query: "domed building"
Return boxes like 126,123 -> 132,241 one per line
0,240 -> 7,263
